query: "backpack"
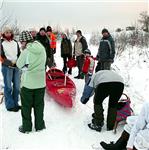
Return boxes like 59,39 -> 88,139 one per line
113,93 -> 134,133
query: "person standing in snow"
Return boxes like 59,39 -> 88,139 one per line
80,70 -> 124,132
73,30 -> 88,79
81,49 -> 95,83
60,33 -> 72,74
100,101 -> 149,150
36,27 -> 51,67
0,27 -> 21,112
46,26 -> 57,67
17,31 -> 46,133
95,28 -> 115,72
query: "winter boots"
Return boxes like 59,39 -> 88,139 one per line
88,122 -> 104,132
18,125 -> 32,134
63,67 -> 72,75
88,105 -> 104,132
100,130 -> 130,150
88,105 -> 118,132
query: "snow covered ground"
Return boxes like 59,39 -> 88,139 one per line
0,41 -> 149,150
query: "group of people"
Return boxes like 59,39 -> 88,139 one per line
0,26 -> 149,150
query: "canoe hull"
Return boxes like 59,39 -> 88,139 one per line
46,68 -> 76,107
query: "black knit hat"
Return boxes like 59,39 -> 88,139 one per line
102,28 -> 109,34
19,31 -> 33,42
39,27 -> 46,32
46,26 -> 52,32
76,30 -> 82,35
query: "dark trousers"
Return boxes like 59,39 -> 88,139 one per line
76,55 -> 84,75
92,82 -> 124,129
20,87 -> 45,131
62,55 -> 72,73
95,61 -> 111,72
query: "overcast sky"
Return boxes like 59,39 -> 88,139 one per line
1,0 -> 148,33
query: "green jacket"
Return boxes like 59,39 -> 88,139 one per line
17,41 -> 46,89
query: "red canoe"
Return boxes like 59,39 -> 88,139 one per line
46,68 -> 76,107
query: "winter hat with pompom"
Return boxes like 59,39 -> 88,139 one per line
19,31 -> 33,42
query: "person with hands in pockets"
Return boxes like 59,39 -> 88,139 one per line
0,26 -> 21,112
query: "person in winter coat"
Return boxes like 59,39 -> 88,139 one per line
80,70 -> 124,132
81,49 -> 95,83
100,101 -> 149,150
73,30 -> 88,79
0,27 -> 21,112
29,28 -> 37,40
95,28 -> 115,72
60,33 -> 72,74
46,26 -> 57,67
36,27 -> 51,67
17,31 -> 46,133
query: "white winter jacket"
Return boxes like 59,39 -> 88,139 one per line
126,101 -> 149,150
89,70 -> 124,88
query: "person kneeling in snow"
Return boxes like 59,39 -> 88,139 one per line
17,31 -> 46,133
80,70 -> 124,132
100,101 -> 149,150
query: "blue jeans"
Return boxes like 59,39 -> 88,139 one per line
1,65 -> 20,109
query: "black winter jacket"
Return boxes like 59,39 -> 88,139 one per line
36,33 -> 51,58
96,35 -> 115,62
61,38 -> 72,58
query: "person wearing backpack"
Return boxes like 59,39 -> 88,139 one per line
80,70 -> 124,132
100,101 -> 149,150
95,28 -> 115,72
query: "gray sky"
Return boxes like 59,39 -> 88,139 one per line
1,0 -> 148,33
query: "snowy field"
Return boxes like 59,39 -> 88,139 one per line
0,41 -> 149,150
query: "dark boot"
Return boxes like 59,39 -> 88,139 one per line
68,69 -> 72,75
100,130 -> 129,150
18,125 -> 31,134
88,122 -> 103,132
62,67 -> 67,74
107,107 -> 117,130
89,105 -> 104,131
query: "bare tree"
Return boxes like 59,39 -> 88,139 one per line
89,31 -> 100,46
138,11 -> 149,32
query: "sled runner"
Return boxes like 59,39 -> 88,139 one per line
46,68 -> 76,107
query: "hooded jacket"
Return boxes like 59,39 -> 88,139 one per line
96,34 -> 115,62
16,41 -> 46,89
